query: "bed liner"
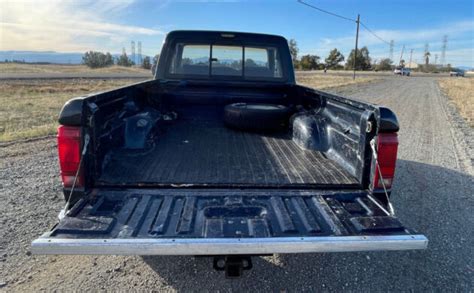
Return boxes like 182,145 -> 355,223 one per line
99,119 -> 358,187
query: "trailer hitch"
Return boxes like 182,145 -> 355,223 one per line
213,256 -> 253,278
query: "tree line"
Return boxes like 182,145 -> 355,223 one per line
82,51 -> 158,70
289,39 -> 396,71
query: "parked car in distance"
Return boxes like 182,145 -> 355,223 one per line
394,67 -> 411,76
450,69 -> 465,77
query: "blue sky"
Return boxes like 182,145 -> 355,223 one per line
1,0 -> 473,66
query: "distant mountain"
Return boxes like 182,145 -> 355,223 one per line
0,51 -> 84,64
0,51 -> 151,64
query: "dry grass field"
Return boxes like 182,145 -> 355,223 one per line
0,63 -> 150,74
0,79 -> 143,142
438,77 -> 474,127
296,72 -> 376,89
0,73 -> 375,142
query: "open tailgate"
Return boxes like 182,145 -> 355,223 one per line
32,189 -> 427,255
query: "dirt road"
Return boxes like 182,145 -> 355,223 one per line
1,76 -> 472,291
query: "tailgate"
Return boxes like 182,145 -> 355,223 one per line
32,189 -> 427,255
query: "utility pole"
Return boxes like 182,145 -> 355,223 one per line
409,49 -> 413,68
352,14 -> 360,80
399,44 -> 405,66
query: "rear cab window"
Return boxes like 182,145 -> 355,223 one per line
168,42 -> 283,80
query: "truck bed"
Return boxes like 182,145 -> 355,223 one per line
98,119 -> 358,187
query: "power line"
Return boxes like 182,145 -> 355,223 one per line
297,1 -> 393,47
297,0 -> 359,79
297,0 -> 356,23
297,1 -> 399,78
359,22 -> 391,45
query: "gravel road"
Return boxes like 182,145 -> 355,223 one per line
0,76 -> 472,291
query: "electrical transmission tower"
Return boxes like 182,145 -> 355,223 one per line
389,40 -> 394,61
137,41 -> 142,66
440,35 -> 447,66
122,47 -> 126,55
131,41 -> 136,65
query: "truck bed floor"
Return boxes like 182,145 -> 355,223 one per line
99,120 -> 358,186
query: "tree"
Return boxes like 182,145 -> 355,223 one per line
376,58 -> 393,71
345,46 -> 371,70
105,53 -> 113,66
82,51 -> 114,68
299,54 -> 320,70
325,48 -> 344,69
116,52 -> 134,67
245,58 -> 258,67
288,39 -> 299,67
142,56 -> 151,69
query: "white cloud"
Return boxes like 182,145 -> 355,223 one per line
0,0 -> 164,53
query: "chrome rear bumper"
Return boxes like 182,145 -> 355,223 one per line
32,234 -> 428,255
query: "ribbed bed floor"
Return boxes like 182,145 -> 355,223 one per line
99,120 -> 358,186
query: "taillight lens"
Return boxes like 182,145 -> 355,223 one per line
57,126 -> 83,188
373,133 -> 398,189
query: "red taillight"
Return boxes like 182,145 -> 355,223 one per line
57,126 -> 83,188
373,133 -> 398,189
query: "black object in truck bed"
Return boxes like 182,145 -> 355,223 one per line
98,119 -> 358,187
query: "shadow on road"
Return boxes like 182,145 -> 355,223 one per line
141,159 -> 473,291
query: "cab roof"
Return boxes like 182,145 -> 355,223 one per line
164,30 -> 289,44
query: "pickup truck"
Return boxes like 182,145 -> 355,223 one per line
32,30 -> 427,277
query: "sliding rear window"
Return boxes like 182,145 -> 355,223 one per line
168,43 -> 283,80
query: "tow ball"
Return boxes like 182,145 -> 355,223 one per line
213,256 -> 253,278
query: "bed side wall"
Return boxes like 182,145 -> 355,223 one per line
292,85 -> 375,186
